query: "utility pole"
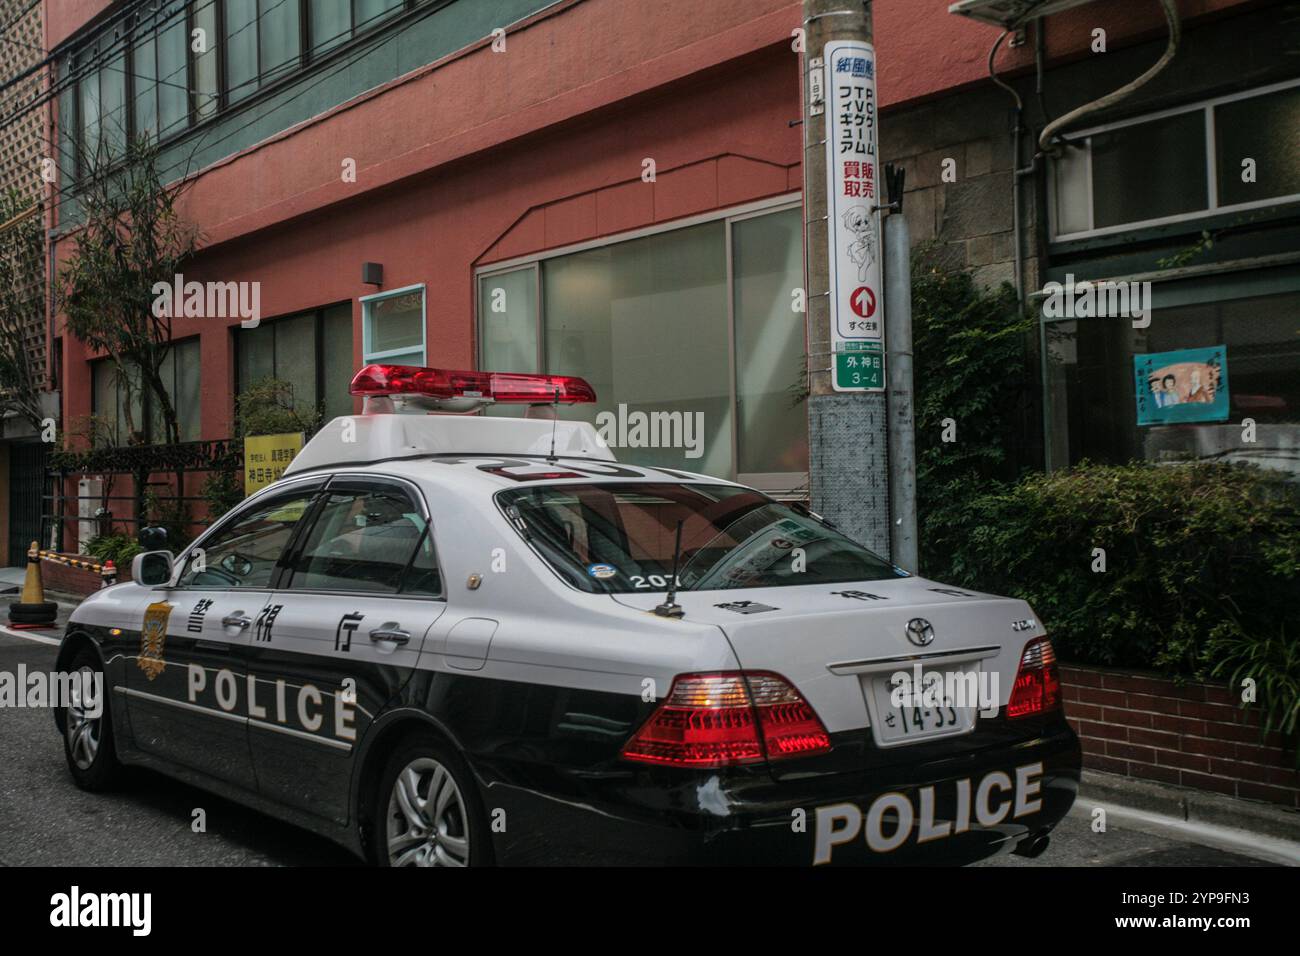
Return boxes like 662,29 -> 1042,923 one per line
802,0 -> 889,555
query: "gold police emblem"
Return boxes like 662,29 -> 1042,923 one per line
139,602 -> 173,680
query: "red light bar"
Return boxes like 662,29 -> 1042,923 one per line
349,365 -> 596,404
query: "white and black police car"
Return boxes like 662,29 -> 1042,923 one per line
54,365 -> 1080,866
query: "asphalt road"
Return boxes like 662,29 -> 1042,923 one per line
0,629 -> 1287,867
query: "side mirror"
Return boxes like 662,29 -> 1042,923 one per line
139,526 -> 168,551
132,550 -> 175,587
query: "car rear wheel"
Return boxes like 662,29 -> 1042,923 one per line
373,734 -> 488,867
62,647 -> 122,790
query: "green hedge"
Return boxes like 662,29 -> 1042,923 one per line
922,462 -> 1300,683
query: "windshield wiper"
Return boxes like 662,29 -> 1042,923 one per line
653,520 -> 687,618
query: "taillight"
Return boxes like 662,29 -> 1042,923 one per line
621,671 -> 832,767
1006,637 -> 1062,719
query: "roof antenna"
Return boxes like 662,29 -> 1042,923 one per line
653,520 -> 685,619
546,385 -> 560,463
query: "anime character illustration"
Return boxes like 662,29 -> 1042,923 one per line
842,205 -> 877,282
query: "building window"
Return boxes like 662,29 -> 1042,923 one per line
235,304 -> 355,423
476,199 -> 808,489
361,286 -> 425,367
62,0 -> 433,179
1049,79 -> 1300,241
1044,282 -> 1300,475
90,339 -> 201,446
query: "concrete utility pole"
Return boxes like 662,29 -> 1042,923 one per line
802,0 -> 889,555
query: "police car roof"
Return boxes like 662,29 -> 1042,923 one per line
281,413 -> 726,490
282,413 -> 615,476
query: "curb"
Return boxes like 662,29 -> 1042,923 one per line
1081,769 -> 1300,843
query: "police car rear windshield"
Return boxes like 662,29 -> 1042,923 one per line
498,483 -> 904,593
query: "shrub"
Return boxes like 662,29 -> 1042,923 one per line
84,533 -> 144,569
924,461 -> 1300,682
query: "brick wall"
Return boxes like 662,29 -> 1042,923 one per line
1062,665 -> 1300,809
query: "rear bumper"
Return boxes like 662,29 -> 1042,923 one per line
483,722 -> 1082,865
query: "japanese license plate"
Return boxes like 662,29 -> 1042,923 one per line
864,666 -> 979,747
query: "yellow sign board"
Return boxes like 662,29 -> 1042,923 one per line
244,432 -> 304,495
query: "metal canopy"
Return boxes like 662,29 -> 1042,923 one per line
947,0 -> 1101,30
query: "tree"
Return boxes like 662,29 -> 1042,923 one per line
0,189 -> 47,431
58,134 -> 199,446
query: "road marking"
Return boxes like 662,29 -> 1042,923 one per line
0,624 -> 61,646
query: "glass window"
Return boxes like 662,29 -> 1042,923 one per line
156,16 -> 190,134
260,0 -> 302,79
91,359 -> 144,446
363,288 -> 425,364
288,487 -> 426,593
171,338 -> 202,441
322,303 -> 356,420
1216,86 -> 1300,207
225,0 -> 259,104
178,490 -> 318,588
402,527 -> 443,596
1050,140 -> 1090,236
355,0 -> 403,30
275,313 -> 319,411
1091,111 -> 1207,229
1045,288 -> 1300,475
543,222 -> 732,476
479,267 -> 538,374
732,208 -> 809,477
236,306 -> 356,421
100,54 -> 127,158
132,34 -> 159,138
80,66 -> 101,162
311,0 -> 352,53
192,0 -> 219,118
500,483 -> 903,594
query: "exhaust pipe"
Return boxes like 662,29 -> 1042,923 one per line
1013,833 -> 1051,859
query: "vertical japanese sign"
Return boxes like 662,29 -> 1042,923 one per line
824,39 -> 884,392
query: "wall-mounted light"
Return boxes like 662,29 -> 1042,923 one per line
362,262 -> 383,286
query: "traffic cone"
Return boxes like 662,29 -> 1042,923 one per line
8,541 -> 58,628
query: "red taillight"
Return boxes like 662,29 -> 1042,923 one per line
1006,637 -> 1062,719
621,671 -> 832,767
349,364 -> 597,404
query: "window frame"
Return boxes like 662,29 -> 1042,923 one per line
474,194 -> 806,493
280,473 -> 444,599
360,283 -> 427,366
172,476 -> 327,591
233,303 -> 354,419
1048,77 -> 1300,242
88,337 -> 202,445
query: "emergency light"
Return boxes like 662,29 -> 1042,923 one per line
349,364 -> 597,413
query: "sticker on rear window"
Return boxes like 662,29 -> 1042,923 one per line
587,563 -> 618,580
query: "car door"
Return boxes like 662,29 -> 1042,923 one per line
123,479 -> 324,791
247,475 -> 446,822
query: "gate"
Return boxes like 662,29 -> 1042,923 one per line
7,441 -> 50,564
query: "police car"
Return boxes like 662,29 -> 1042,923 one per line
54,365 -> 1080,866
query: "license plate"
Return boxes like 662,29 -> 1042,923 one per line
864,666 -> 979,747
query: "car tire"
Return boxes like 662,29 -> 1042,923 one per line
372,732 -> 490,867
8,601 -> 58,623
61,646 -> 123,791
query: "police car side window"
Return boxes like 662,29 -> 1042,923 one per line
287,488 -> 428,594
177,491 -> 317,589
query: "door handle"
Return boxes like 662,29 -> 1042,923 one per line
369,623 -> 410,646
221,613 -> 252,630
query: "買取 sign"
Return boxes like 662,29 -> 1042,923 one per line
824,39 -> 884,393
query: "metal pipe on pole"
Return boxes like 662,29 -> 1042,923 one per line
883,177 -> 917,573
803,0 -> 890,556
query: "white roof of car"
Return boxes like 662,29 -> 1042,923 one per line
283,413 -> 616,476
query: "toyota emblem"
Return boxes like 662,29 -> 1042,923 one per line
905,618 -> 935,647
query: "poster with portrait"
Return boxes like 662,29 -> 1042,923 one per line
1134,345 -> 1230,426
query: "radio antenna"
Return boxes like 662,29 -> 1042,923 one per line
546,385 -> 560,463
